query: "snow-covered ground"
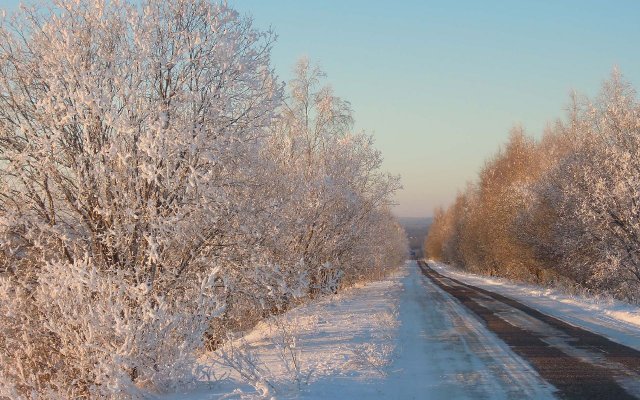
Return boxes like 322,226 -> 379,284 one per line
162,261 -> 555,399
429,260 -> 640,352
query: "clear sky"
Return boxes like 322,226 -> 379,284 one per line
225,0 -> 640,217
2,0 -> 639,217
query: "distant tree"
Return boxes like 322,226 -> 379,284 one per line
429,128 -> 546,280
424,207 -> 449,260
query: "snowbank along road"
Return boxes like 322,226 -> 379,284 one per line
419,260 -> 640,400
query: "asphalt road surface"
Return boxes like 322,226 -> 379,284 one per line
419,260 -> 640,400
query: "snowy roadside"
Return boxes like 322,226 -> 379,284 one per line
161,268 -> 403,399
428,260 -> 640,352
162,261 -> 556,399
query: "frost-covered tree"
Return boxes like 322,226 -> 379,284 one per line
0,0 -> 280,290
529,71 -> 640,299
0,0 -> 281,397
426,129 -> 546,280
0,2 -> 406,398
426,69 -> 640,301
260,58 -> 403,294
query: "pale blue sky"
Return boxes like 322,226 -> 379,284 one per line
226,1 -> 640,217
2,1 -> 639,217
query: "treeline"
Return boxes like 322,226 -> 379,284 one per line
425,70 -> 640,303
0,1 -> 406,398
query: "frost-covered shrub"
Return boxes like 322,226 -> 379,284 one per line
0,258 -> 224,399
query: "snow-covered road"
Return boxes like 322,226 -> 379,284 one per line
429,260 -> 640,352
163,261 -> 556,399
377,261 -> 555,399
422,261 -> 640,400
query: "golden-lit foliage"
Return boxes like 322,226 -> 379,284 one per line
425,128 -> 551,280
425,70 -> 640,301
